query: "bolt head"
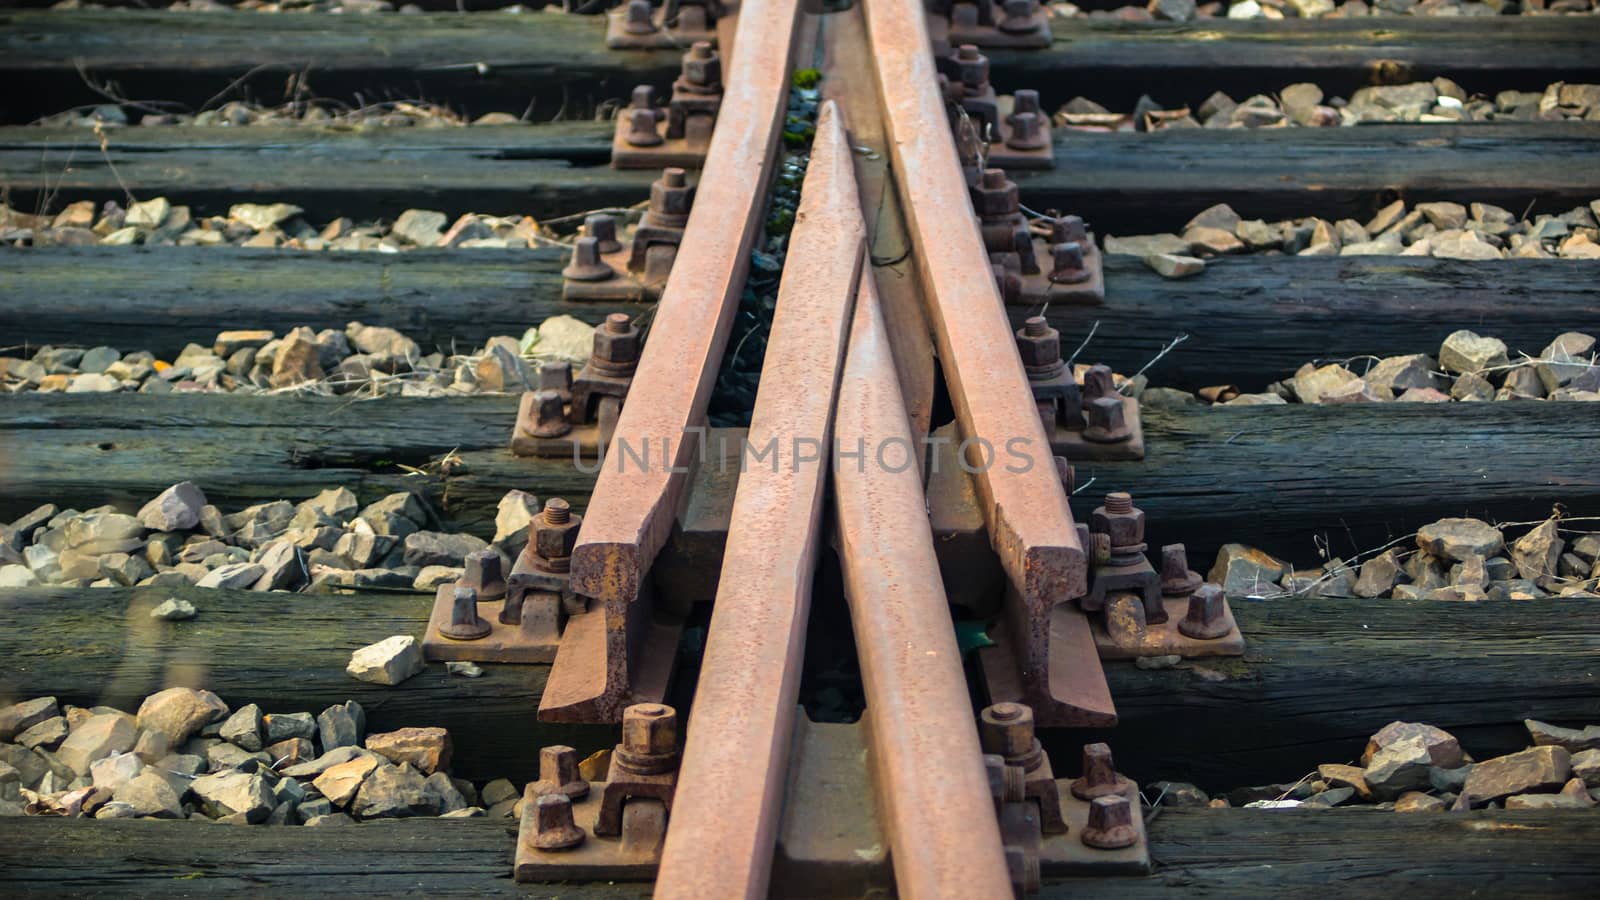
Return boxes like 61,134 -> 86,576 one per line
1179,583 -> 1231,639
970,170 -> 1018,219
532,793 -> 586,850
1081,794 -> 1138,850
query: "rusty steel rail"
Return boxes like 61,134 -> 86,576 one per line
654,99 -> 865,900
542,0 -> 805,723
863,0 -> 1115,727
831,271 -> 1014,899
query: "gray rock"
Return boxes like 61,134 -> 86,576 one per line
480,778 -> 518,807
0,696 -> 60,742
279,744 -> 371,778
305,812 -> 355,826
219,704 -> 265,752
424,771 -> 469,814
1364,721 -> 1465,769
63,513 -> 144,550
388,210 -> 448,248
291,487 -> 359,530
295,796 -> 336,823
347,636 -> 425,686
99,552 -> 154,587
1206,544 -> 1290,598
1438,329 -> 1509,375
264,712 -> 317,745
1143,253 -> 1205,279
1354,550 -> 1405,598
445,661 -> 484,678
317,701 -> 366,752
1148,781 -> 1209,808
359,492 -> 428,538
1571,749 -> 1600,787
352,763 -> 438,819
315,755 -> 381,807
1511,519 -> 1564,583
493,490 -> 541,555
191,770 -> 275,821
1363,735 -> 1435,799
137,482 -> 207,531
17,716 -> 69,751
137,687 -> 229,745
402,531 -> 489,568
440,806 -> 486,819
196,562 -> 266,590
1526,718 -> 1600,753
332,531 -> 395,569
252,541 -> 307,591
149,598 -> 197,621
346,321 -> 422,362
89,751 -> 145,793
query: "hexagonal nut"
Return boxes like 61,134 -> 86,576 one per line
534,513 -> 581,562
970,180 -> 1018,219
591,321 -> 642,367
979,702 -> 1035,759
621,703 -> 677,759
651,171 -> 695,217
1015,328 -> 1061,370
680,47 -> 721,88
1091,505 -> 1144,549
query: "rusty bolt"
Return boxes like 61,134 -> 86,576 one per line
616,703 -> 679,775
678,41 -> 721,92
534,498 -> 581,567
1090,491 -> 1144,555
439,585 -> 491,641
532,793 -> 586,851
1054,455 -> 1076,496
525,389 -> 572,439
999,0 -> 1043,34
563,236 -> 615,282
1006,111 -> 1048,151
623,0 -> 657,35
584,214 -> 624,255
1012,89 -> 1043,120
992,264 -> 1020,304
1084,396 -> 1132,444
1048,240 -> 1091,285
1012,225 -> 1040,276
979,702 -> 1045,772
954,44 -> 990,94
970,168 -> 1019,219
623,107 -> 664,148
1015,316 -> 1065,379
535,745 -> 590,800
629,84 -> 659,112
1049,213 -> 1089,246
649,168 -> 694,224
1082,364 -> 1116,401
1080,794 -> 1138,850
589,312 -> 641,377
538,360 -> 573,401
1159,544 -> 1203,598
460,549 -> 507,602
1070,742 -> 1133,801
1179,583 -> 1231,640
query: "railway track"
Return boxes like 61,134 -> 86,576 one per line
2,0 -> 1599,896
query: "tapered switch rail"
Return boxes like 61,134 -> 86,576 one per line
831,272 -> 1014,899
864,0 -> 1114,727
655,100 -> 864,900
541,0 -> 804,723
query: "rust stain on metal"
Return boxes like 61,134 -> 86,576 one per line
655,98 -> 865,900
543,0 -> 804,723
864,0 -> 1113,727
831,269 -> 1012,899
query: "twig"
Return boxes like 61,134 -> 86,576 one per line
1120,333 -> 1190,391
1063,320 -> 1098,368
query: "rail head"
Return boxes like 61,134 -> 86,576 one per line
541,0 -> 806,723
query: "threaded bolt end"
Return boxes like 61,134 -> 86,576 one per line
1104,492 -> 1133,514
544,498 -> 571,525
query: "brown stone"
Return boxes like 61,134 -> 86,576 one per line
1393,791 -> 1446,813
313,755 -> 380,808
365,727 -> 453,775
1317,763 -> 1373,800
1525,719 -> 1600,753
1511,519 -> 1564,583
1462,746 -> 1571,805
1362,721 -> 1465,769
135,687 -> 229,745
1363,735 -> 1435,799
1416,519 -> 1503,563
